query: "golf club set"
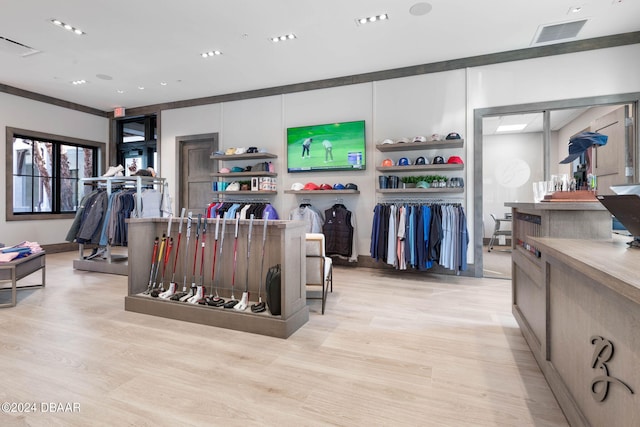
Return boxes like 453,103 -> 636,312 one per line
143,207 -> 273,314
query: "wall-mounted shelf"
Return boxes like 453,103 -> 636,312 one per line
211,152 -> 278,196
210,153 -> 277,160
284,190 -> 360,195
210,171 -> 277,178
376,164 -> 464,173
375,140 -> 464,152
212,190 -> 277,195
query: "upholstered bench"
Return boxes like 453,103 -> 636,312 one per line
0,251 -> 46,308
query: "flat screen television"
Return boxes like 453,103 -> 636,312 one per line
287,120 -> 366,173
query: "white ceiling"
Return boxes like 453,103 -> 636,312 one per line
1,0 -> 638,112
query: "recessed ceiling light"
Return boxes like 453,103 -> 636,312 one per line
71,79 -> 87,85
568,6 -> 582,13
138,86 -> 145,90
270,33 -> 296,43
409,3 -> 433,16
160,82 -> 167,86
496,124 -> 527,132
356,14 -> 389,26
117,90 -> 125,94
50,19 -> 85,35
200,50 -> 222,58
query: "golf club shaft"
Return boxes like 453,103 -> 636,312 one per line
147,237 -> 159,291
231,214 -> 239,296
245,214 -> 254,292
258,212 -> 269,299
199,216 -> 207,285
152,234 -> 166,288
160,237 -> 173,284
170,208 -> 186,283
182,212 -> 192,291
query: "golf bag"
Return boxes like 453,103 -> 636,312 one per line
265,264 -> 281,315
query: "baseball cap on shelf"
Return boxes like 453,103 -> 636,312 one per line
234,147 -> 247,154
398,157 -> 410,166
219,167 -> 230,173
445,132 -> 462,140
224,148 -> 237,155
381,158 -> 394,167
433,156 -> 445,164
559,131 -> 608,164
226,182 -> 240,191
430,134 -> 441,141
246,147 -> 258,153
303,182 -> 320,190
345,183 -> 358,190
213,150 -> 224,156
319,183 -> 332,190
381,138 -> 395,145
416,181 -> 429,189
290,182 -> 304,191
230,166 -> 244,172
415,156 -> 427,165
333,183 -> 345,190
447,156 -> 464,164
395,137 -> 411,144
413,136 -> 427,143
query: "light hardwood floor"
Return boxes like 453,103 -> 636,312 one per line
0,252 -> 568,427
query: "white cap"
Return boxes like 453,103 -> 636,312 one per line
381,138 -> 394,145
290,182 -> 304,191
234,147 -> 247,154
413,136 -> 427,143
226,182 -> 240,191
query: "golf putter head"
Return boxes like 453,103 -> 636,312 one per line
207,296 -> 225,307
251,301 -> 266,313
159,282 -> 177,299
223,299 -> 239,309
179,290 -> 194,302
234,292 -> 249,311
171,291 -> 187,301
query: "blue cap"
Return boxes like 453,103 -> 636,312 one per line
560,132 -> 608,164
333,183 -> 345,190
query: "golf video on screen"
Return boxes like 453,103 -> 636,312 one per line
286,120 -> 366,173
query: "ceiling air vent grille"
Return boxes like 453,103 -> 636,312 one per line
0,36 -> 40,57
532,19 -> 587,46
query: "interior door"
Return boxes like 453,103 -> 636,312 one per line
592,106 -> 632,195
178,133 -> 218,214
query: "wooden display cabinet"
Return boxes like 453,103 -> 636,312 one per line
124,217 -> 308,338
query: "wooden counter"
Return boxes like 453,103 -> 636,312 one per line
515,237 -> 640,427
506,201 -> 612,365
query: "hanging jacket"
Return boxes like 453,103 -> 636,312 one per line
323,204 -> 353,257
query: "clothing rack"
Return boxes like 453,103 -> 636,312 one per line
377,197 -> 463,205
72,176 -> 167,276
220,197 -> 271,203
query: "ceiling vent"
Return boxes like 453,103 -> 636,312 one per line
531,19 -> 587,46
0,36 -> 40,57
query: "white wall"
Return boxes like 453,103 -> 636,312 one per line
0,92 -> 108,246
